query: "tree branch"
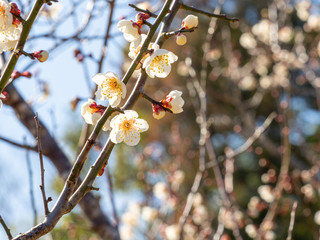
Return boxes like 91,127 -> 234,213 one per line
0,215 -> 13,240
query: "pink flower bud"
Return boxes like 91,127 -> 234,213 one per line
21,71 -> 32,78
11,70 -> 21,79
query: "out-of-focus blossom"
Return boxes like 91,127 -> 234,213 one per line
92,72 -> 126,107
165,224 -> 180,240
171,169 -> 185,191
278,26 -> 293,43
110,110 -> 149,146
176,34 -> 187,46
182,15 -> 198,29
40,3 -> 62,20
295,0 -> 311,21
245,224 -> 257,238
257,185 -> 274,203
0,0 -> 13,31
239,75 -> 256,91
141,206 -> 158,221
121,211 -> 139,227
252,19 -> 270,44
117,19 -> 141,42
193,192 -> 203,207
153,182 -> 169,200
143,47 -> 178,78
192,205 -> 208,225
314,211 -> 320,225
301,183 -> 315,200
136,1 -> 151,10
239,32 -> 257,49
119,225 -> 134,240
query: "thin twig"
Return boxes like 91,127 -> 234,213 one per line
128,3 -> 157,18
286,201 -> 298,240
206,112 -> 277,168
25,137 -> 38,225
142,93 -> 173,113
106,169 -> 119,227
0,136 -> 37,152
180,3 -> 239,23
0,215 -> 13,240
162,27 -> 195,38
34,113 -> 50,216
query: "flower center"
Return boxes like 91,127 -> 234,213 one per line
150,55 -> 169,73
100,77 -> 122,97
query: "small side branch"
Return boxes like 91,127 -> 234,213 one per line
128,3 -> 157,18
162,28 -> 195,39
0,136 -> 37,152
34,113 -> 50,216
180,3 -> 239,23
0,215 -> 13,240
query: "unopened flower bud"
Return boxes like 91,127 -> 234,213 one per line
182,15 -> 198,29
11,70 -> 21,80
21,71 -> 32,78
176,34 -> 187,46
32,50 -> 49,62
70,97 -> 81,111
152,103 -> 166,120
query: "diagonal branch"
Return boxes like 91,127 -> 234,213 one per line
0,215 -> 13,240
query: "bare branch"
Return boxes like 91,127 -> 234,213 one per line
0,215 -> 13,240
0,136 -> 37,152
180,3 -> 239,23
34,113 -> 50,217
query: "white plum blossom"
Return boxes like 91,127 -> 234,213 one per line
129,34 -> 158,60
143,47 -> 178,78
81,99 -> 111,131
110,110 -> 149,146
117,19 -> 141,42
0,0 -> 13,31
0,23 -> 22,53
92,72 -> 126,107
182,15 -> 198,29
166,90 -> 184,113
152,90 -> 184,120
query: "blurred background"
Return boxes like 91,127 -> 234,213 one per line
1,0 -> 320,239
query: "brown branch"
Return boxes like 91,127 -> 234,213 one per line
0,215 -> 12,240
180,2 -> 239,23
206,112 -> 277,168
128,3 -> 157,18
34,113 -> 50,217
0,136 -> 37,152
162,27 -> 195,39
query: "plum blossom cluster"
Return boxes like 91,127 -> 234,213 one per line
0,0 -> 22,53
176,15 -> 199,46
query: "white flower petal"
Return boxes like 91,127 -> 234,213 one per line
124,130 -> 140,146
134,119 -> 149,131
110,129 -> 125,144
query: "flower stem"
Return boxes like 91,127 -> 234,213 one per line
128,3 -> 157,18
142,93 -> 173,113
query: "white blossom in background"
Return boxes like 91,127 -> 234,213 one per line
171,169 -> 185,191
121,211 -> 139,227
40,3 -> 62,20
153,182 -> 169,200
0,23 -> 22,53
117,19 -> 141,42
239,32 -> 257,49
92,72 -> 126,107
193,193 -> 203,207
182,15 -> 198,29
245,224 -> 257,238
314,211 -> 320,225
165,224 -> 180,240
0,0 -> 13,31
257,185 -> 274,203
110,110 -> 149,146
119,225 -> 134,240
192,205 -> 208,225
128,34 -> 158,60
81,99 -> 110,131
141,206 -> 158,221
143,47 -> 178,78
